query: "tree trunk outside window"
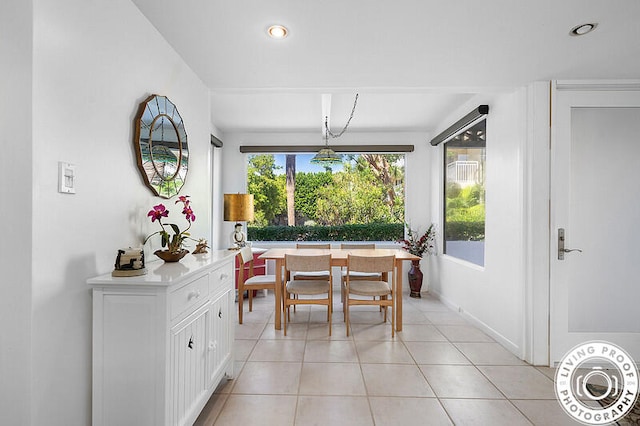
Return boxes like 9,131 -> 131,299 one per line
286,154 -> 296,226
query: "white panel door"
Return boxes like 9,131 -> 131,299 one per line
550,87 -> 640,365
208,289 -> 232,385
99,293 -> 160,426
170,304 -> 210,426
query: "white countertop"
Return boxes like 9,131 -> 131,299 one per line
87,249 -> 236,287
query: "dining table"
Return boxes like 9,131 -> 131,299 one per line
258,247 -> 421,332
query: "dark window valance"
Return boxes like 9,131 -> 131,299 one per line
430,105 -> 489,146
239,145 -> 414,154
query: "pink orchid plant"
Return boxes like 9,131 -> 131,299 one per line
144,195 -> 196,253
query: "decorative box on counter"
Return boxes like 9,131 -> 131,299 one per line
112,247 -> 146,277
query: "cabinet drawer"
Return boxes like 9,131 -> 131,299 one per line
210,262 -> 233,294
170,274 -> 209,320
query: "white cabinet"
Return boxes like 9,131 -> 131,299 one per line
208,289 -> 232,386
88,251 -> 236,426
170,304 -> 210,426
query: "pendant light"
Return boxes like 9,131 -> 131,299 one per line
310,94 -> 359,165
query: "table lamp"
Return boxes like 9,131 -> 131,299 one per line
223,193 -> 254,249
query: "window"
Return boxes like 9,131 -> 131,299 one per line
246,153 -> 405,241
443,119 -> 486,265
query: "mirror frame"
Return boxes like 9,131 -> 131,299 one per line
133,94 -> 189,198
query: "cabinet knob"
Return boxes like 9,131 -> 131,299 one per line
220,273 -> 228,280
187,290 -> 201,300
208,340 -> 217,351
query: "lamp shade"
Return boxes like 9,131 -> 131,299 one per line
310,147 -> 342,164
223,194 -> 254,222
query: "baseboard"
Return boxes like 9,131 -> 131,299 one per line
428,289 -> 523,360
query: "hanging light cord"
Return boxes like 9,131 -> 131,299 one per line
324,93 -> 359,139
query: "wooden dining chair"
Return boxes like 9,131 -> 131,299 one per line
339,243 -> 376,249
339,243 -> 380,293
296,243 -> 331,249
343,254 -> 396,337
237,247 -> 276,325
290,243 -> 332,312
284,253 -> 333,336
293,243 -> 331,280
340,243 -> 381,308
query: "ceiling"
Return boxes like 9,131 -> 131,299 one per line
131,0 -> 640,135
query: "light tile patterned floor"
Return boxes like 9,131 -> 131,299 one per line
195,290 -> 581,426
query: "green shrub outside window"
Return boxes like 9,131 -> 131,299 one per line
247,153 -> 405,241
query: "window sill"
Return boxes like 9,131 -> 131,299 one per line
440,253 -> 485,271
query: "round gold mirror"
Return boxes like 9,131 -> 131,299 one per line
134,95 -> 189,198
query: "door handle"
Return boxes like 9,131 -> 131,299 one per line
558,228 -> 583,260
561,248 -> 583,254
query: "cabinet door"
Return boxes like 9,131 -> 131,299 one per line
94,292 -> 164,426
208,289 -> 233,386
170,305 -> 209,426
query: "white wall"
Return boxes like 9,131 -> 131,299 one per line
428,90 -> 530,357
30,0 -> 213,423
523,82 -> 551,365
218,131 -> 433,249
211,139 -> 225,249
0,1 -> 33,424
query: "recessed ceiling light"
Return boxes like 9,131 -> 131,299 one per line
268,25 -> 288,39
570,23 -> 598,36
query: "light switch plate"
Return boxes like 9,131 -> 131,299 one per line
58,162 -> 76,194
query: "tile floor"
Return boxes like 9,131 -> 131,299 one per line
195,289 -> 581,426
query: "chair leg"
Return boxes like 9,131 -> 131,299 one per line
391,304 -> 395,338
341,284 -> 346,322
342,282 -> 349,322
248,289 -> 253,312
330,295 -> 333,322
345,292 -> 350,337
327,285 -> 333,321
284,293 -> 288,336
382,295 -> 387,322
238,287 -> 244,324
327,304 -> 330,322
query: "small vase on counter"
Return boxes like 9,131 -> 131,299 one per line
154,249 -> 189,263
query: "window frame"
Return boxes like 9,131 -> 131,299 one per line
244,151 -> 408,242
442,118 -> 487,266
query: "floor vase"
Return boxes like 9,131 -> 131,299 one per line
408,259 -> 423,298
